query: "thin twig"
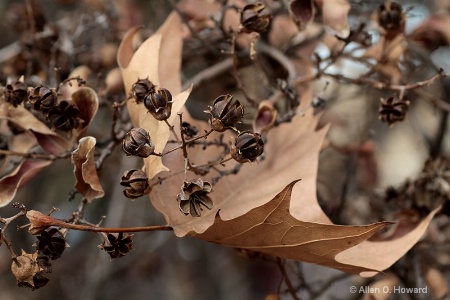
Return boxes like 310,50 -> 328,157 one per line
276,258 -> 300,300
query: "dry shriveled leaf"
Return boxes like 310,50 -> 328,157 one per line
117,12 -> 192,179
72,136 -> 104,202
0,160 -> 52,207
71,87 -> 99,139
0,102 -> 69,154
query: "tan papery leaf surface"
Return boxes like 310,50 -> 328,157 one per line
0,102 -> 69,154
72,136 -> 104,202
195,181 -> 392,275
317,0 -> 351,38
0,159 -> 52,207
71,87 -> 100,139
117,12 -> 191,178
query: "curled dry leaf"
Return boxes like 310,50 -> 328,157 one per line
0,102 -> 69,154
71,87 -> 99,139
253,100 -> 277,133
0,160 -> 52,207
289,0 -> 315,30
72,136 -> 104,202
316,0 -> 351,38
117,12 -> 192,179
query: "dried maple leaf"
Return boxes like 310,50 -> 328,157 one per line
118,8 -> 440,276
72,136 -> 104,202
117,12 -> 192,179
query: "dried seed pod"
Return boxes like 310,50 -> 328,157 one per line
379,96 -> 409,126
48,101 -> 83,131
239,2 -> 272,34
98,232 -> 134,260
177,178 -> 213,217
11,250 -> 49,290
131,78 -> 155,103
4,81 -> 27,107
143,87 -> 173,121
377,1 -> 405,38
35,228 -> 66,260
120,169 -> 150,199
206,94 -> 244,132
122,128 -> 155,158
231,131 -> 264,163
28,86 -> 57,115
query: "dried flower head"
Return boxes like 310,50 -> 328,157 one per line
131,78 -> 155,103
35,228 -> 67,260
231,131 -> 264,163
143,87 -> 173,121
11,250 -> 49,290
28,86 -> 57,115
379,96 -> 409,126
239,2 -> 272,34
177,178 -> 213,217
206,94 -> 244,132
4,81 -> 27,107
48,100 -> 83,131
122,128 -> 155,158
98,232 -> 134,260
120,169 -> 150,199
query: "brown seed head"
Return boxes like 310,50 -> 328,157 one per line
98,232 -> 134,260
11,250 -> 49,290
239,2 -> 272,34
29,86 -> 57,115
377,1 -> 405,38
120,169 -> 150,199
379,96 -> 409,126
131,78 -> 155,103
122,128 -> 155,158
177,178 -> 213,217
36,228 -> 66,260
4,81 -> 27,107
48,100 -> 83,131
231,131 -> 264,163
143,87 -> 173,121
206,94 -> 244,132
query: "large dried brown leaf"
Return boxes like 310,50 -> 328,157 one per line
117,12 -> 191,178
196,181 -> 392,275
119,7 -> 439,276
0,159 -> 52,207
72,136 -> 104,202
